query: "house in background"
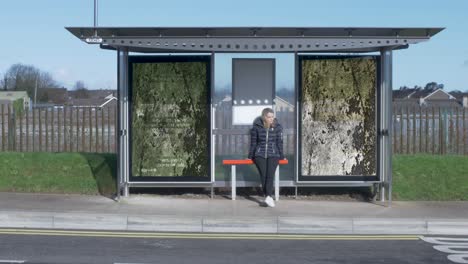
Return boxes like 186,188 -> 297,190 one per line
393,87 -> 468,109
67,89 -> 117,108
30,88 -> 117,109
0,91 -> 31,110
449,90 -> 468,108
35,87 -> 68,108
274,96 -> 294,112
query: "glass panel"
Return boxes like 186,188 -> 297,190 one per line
301,56 -> 377,176
130,57 -> 210,179
214,53 -> 295,182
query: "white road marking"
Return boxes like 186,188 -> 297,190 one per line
422,236 -> 468,263
434,245 -> 468,254
0,261 -> 26,263
421,236 -> 468,245
447,255 -> 468,264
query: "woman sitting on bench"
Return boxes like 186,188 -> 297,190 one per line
247,107 -> 285,207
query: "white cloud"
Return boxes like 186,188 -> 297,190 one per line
54,68 -> 70,79
52,68 -> 75,88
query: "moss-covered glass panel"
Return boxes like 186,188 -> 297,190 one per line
301,57 -> 377,176
131,59 -> 209,178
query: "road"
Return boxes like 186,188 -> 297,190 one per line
0,229 -> 466,264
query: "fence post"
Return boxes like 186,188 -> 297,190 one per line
400,108 -> 403,154
406,107 -> 410,154
107,107 -> 111,153
425,108 -> 428,153
63,107 -> 67,152
89,107 -> 93,153
412,106 -> 416,154
456,107 -> 459,155
449,108 -> 453,154
19,107 -> 23,152
439,107 -> 443,155
69,107 -> 74,152
39,108 -> 42,152
26,108 -> 29,152
1,104 -> 5,151
419,106 -> 422,153
432,107 -> 435,155
82,108 -> 86,152
101,107 -> 105,153
32,107 -> 36,152
8,105 -> 16,151
76,107 -> 80,152
393,106 -> 397,153
57,108 -> 61,152
464,108 -> 466,155
95,107 -> 99,153
45,108 -> 49,152
51,107 -> 54,152
444,108 -> 448,154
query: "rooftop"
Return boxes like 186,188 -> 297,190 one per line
66,27 -> 444,53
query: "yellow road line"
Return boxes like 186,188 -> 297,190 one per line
0,228 -> 420,240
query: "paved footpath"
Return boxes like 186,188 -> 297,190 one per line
0,192 -> 467,235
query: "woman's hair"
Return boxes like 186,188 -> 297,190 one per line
261,107 -> 275,128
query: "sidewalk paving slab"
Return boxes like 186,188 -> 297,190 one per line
278,217 -> 353,234
127,215 -> 203,232
1,192 -> 468,235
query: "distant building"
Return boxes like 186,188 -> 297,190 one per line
36,87 -> 68,106
393,88 -> 468,108
0,91 -> 31,110
274,96 -> 294,112
68,89 -> 117,108
448,90 -> 468,108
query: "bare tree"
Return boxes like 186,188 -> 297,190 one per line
0,72 -> 6,91
3,63 -> 59,97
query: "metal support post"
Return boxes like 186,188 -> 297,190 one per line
231,165 -> 236,200
117,48 -> 129,198
381,48 -> 393,207
275,166 -> 280,201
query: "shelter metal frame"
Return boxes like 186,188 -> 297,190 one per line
68,27 -> 443,206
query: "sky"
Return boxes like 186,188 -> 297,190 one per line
0,0 -> 467,91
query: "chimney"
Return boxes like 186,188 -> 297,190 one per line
463,96 -> 468,108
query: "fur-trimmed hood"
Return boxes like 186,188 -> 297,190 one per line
253,116 -> 281,129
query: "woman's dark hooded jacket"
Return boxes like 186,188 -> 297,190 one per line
248,116 -> 284,160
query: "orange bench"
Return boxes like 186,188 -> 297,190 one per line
222,159 -> 289,201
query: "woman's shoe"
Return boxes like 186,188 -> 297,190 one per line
265,196 -> 275,207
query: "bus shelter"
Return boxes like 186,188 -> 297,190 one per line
67,27 -> 443,206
